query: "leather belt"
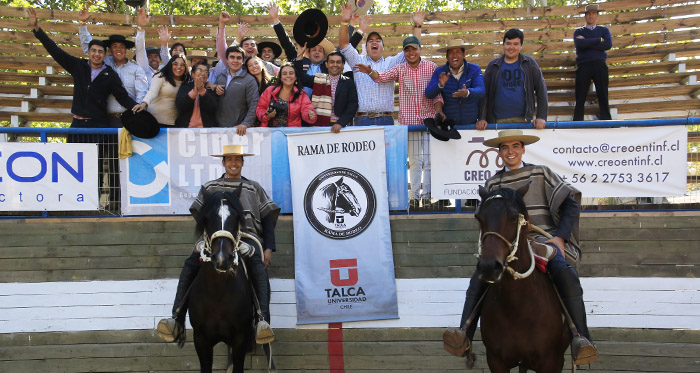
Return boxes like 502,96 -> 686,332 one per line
72,114 -> 91,120
356,111 -> 393,118
108,112 -> 122,119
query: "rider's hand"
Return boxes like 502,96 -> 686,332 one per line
263,248 -> 272,268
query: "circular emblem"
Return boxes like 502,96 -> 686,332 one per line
304,167 -> 376,239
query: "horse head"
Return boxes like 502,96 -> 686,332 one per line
319,177 -> 362,223
475,182 -> 530,283
195,187 -> 246,275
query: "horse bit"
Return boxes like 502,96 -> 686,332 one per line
477,194 -> 536,281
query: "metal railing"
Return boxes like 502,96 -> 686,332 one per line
1,118 -> 699,217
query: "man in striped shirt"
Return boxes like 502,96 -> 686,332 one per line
338,3 -> 425,126
356,36 -> 444,206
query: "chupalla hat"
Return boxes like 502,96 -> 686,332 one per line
120,109 -> 160,139
482,129 -> 540,148
103,34 -> 135,49
579,4 -> 605,14
211,144 -> 255,157
436,39 -> 475,53
293,9 -> 328,49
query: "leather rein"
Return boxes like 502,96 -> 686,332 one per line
477,194 -> 536,281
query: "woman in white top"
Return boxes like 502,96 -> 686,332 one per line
135,54 -> 190,126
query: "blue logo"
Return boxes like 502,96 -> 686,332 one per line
127,132 -> 169,205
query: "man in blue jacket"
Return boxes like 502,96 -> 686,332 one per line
573,4 -> 613,121
425,39 -> 485,126
477,29 -> 548,131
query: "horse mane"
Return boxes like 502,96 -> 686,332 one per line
481,187 -> 529,220
321,182 -> 337,202
195,189 -> 246,237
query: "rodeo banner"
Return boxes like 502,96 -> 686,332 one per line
0,143 -> 99,211
431,126 -> 688,199
287,128 -> 399,324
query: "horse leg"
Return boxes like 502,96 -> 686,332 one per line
229,333 -> 248,373
193,332 -> 214,373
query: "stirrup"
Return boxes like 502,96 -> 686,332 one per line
571,336 -> 598,365
255,320 -> 275,344
157,318 -> 183,343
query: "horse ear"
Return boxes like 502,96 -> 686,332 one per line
336,177 -> 344,185
478,185 -> 489,200
516,181 -> 531,198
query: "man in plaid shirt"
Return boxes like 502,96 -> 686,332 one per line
338,3 -> 425,126
357,36 -> 444,207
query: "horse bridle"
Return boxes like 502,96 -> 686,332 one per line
477,194 -> 536,281
199,200 -> 264,275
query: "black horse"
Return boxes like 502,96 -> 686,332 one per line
187,189 -> 255,373
318,177 -> 362,223
475,184 -> 569,372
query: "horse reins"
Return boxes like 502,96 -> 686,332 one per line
477,195 -> 536,281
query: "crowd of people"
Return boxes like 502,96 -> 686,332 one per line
27,2 -> 612,207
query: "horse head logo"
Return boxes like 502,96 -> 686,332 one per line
317,177 -> 362,223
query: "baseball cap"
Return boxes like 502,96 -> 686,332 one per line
403,36 -> 421,50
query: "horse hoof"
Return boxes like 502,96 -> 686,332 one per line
156,318 -> 182,343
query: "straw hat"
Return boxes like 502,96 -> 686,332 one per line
436,39 -> 475,53
482,129 -> 540,148
211,144 -> 255,157
579,4 -> 605,14
188,50 -> 216,62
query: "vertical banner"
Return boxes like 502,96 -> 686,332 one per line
431,126 -> 688,199
287,128 -> 399,324
0,143 -> 98,211
120,128 -> 271,215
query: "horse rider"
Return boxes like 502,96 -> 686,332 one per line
158,144 -> 280,344
460,129 -> 598,365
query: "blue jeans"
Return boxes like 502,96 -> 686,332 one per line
353,115 -> 394,126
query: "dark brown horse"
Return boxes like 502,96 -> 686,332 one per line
188,189 -> 255,373
475,184 -> 569,372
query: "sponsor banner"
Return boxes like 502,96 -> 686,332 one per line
287,128 -> 399,324
431,126 -> 688,199
122,127 -> 408,215
0,143 -> 98,211
120,128 -> 271,215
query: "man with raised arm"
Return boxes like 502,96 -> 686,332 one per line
133,7 -> 173,83
476,29 -> 548,131
459,129 -> 598,366
356,36 -> 443,206
29,8 -> 139,209
573,4 -> 613,121
338,3 -> 424,126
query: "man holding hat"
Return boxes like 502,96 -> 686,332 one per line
573,4 -> 612,121
476,28 -> 548,131
339,3 -> 425,126
356,36 -> 443,207
426,39 -> 485,126
459,129 -> 598,365
78,5 -> 148,128
29,8 -> 139,210
158,144 -> 280,345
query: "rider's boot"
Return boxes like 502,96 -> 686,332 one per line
247,251 -> 274,344
459,269 -> 489,354
552,267 -> 598,365
157,252 -> 200,344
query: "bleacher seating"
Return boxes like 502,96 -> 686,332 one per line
0,0 -> 698,127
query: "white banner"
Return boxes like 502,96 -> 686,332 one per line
287,128 -> 398,324
120,128 -> 271,215
0,143 -> 98,211
431,126 -> 688,199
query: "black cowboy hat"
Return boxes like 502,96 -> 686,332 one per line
121,109 -> 160,139
257,40 -> 283,60
103,34 -> 135,49
293,9 -> 328,49
424,115 -> 461,142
